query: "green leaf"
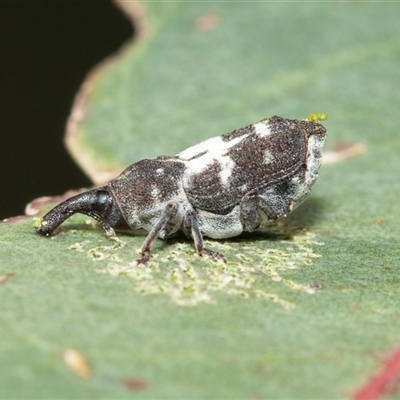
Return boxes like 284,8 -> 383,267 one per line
2,2 -> 400,398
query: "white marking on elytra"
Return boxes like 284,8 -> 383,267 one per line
263,149 -> 274,164
179,134 -> 247,177
151,187 -> 161,197
177,136 -> 223,161
254,121 -> 272,137
156,168 -> 164,174
219,155 -> 235,185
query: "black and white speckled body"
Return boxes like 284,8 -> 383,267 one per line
36,116 -> 327,263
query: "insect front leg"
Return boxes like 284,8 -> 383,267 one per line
240,184 -> 293,231
185,210 -> 227,263
137,201 -> 179,265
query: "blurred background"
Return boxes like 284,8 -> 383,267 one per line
0,1 -> 132,219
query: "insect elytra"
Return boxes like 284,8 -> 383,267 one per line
36,115 -> 327,263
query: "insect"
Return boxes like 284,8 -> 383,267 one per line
36,115 -> 327,264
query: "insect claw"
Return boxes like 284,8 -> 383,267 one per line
135,251 -> 151,266
203,248 -> 227,263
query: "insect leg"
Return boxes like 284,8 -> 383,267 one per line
185,210 -> 227,263
240,185 -> 293,230
137,201 -> 179,264
239,192 -> 261,232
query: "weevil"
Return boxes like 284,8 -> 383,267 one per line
36,116 -> 327,264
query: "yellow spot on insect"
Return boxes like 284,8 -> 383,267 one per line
305,113 -> 328,123
62,349 -> 92,378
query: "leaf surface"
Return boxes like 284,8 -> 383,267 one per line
1,2 -> 400,398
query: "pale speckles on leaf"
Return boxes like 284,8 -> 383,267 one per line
69,241 -> 91,253
69,225 -> 324,308
254,290 -> 295,310
69,238 -> 126,262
